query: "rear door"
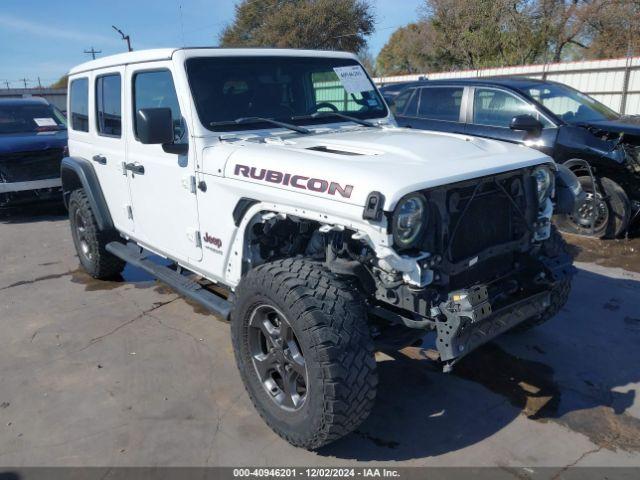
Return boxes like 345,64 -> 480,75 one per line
69,69 -> 134,235
466,87 -> 557,155
396,86 -> 466,134
125,64 -> 202,262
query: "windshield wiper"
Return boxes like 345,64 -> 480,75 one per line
209,117 -> 311,134
293,112 -> 380,128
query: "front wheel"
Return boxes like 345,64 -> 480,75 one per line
555,175 -> 630,238
231,259 -> 378,449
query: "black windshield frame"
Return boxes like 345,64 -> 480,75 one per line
185,56 -> 388,132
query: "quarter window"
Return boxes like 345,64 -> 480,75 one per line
418,87 -> 464,121
133,70 -> 184,141
392,89 -> 414,115
96,74 -> 122,137
69,78 -> 89,132
473,88 -> 536,128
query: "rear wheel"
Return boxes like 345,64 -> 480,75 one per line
231,259 -> 378,449
555,175 -> 630,238
68,189 -> 125,279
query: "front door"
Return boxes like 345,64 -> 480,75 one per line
125,64 -> 202,262
466,87 -> 557,156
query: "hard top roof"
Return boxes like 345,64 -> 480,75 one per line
0,96 -> 50,106
68,47 -> 358,75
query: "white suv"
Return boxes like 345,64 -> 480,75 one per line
62,48 -> 579,449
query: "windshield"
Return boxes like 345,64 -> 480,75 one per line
0,103 -> 67,134
521,83 -> 619,124
186,56 -> 387,131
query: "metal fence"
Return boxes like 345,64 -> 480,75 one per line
374,56 -> 640,115
0,87 -> 67,112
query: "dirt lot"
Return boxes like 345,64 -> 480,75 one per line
1,205 -> 639,469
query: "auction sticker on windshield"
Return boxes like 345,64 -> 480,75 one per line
33,118 -> 58,127
333,65 -> 374,94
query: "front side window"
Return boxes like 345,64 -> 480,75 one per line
96,74 -> 122,137
0,102 -> 66,134
70,78 -> 89,132
186,56 -> 387,131
418,87 -> 464,121
473,88 -> 538,128
133,70 -> 184,141
523,83 -> 619,124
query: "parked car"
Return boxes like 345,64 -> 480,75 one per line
391,77 -> 640,238
0,97 -> 68,207
62,48 -> 580,449
378,79 -> 427,103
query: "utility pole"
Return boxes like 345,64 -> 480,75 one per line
37,77 -> 43,89
112,25 -> 132,52
84,47 -> 102,60
19,78 -> 31,89
2,80 -> 10,89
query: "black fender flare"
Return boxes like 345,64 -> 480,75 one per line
60,156 -> 114,231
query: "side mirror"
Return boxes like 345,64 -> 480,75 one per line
136,108 -> 175,145
509,114 -> 543,136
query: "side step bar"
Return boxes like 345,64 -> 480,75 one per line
106,241 -> 233,320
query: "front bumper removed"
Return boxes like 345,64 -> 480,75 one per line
435,288 -> 551,364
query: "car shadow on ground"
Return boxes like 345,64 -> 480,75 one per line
320,268 -> 640,461
0,202 -> 67,225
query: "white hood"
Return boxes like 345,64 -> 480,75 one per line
217,127 -> 552,209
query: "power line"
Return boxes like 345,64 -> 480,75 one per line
112,25 -> 133,52
18,77 -> 31,89
84,47 -> 102,60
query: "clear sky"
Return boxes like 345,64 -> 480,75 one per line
0,0 -> 423,88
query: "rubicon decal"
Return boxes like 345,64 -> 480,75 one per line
234,164 -> 354,199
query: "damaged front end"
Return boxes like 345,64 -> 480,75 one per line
369,166 -> 576,369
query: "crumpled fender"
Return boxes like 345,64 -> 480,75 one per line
554,163 -> 586,215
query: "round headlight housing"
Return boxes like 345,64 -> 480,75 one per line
532,166 -> 554,205
392,194 -> 428,249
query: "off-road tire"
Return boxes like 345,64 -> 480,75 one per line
555,175 -> 630,238
68,189 -> 125,279
511,227 -> 572,332
231,259 -> 378,449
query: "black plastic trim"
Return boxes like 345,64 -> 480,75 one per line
363,191 -> 385,221
60,156 -> 114,231
233,197 -> 259,226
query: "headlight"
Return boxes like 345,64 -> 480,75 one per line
392,194 -> 428,249
532,166 -> 554,204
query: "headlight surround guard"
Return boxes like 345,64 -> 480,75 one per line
392,193 -> 428,249
532,165 -> 555,205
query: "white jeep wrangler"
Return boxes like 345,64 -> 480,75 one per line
62,48 -> 579,449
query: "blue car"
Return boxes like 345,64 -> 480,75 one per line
0,97 -> 68,207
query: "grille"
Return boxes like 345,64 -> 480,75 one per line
446,175 -> 528,263
0,148 -> 64,183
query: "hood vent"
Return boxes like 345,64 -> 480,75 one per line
306,145 -> 364,156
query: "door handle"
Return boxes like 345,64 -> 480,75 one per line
124,163 -> 145,175
92,154 -> 107,165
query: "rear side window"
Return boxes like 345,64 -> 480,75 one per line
392,89 -> 414,115
418,87 -> 463,121
96,74 -> 122,137
133,70 -> 183,141
69,78 -> 89,132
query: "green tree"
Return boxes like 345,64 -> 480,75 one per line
220,0 -> 375,53
50,75 -> 68,89
376,23 -> 436,75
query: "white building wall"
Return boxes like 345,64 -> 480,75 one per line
374,56 -> 640,115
